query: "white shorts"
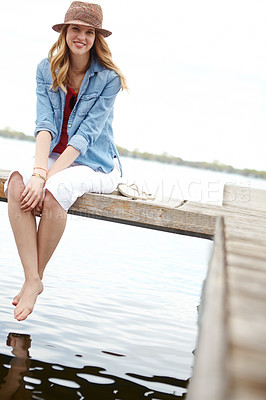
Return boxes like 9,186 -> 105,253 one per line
4,153 -> 121,211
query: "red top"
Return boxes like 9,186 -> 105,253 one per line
53,86 -> 77,154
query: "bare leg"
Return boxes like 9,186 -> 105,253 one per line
7,173 -> 43,321
37,190 -> 67,279
11,189 -> 67,311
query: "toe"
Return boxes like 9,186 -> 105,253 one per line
15,306 -> 33,321
12,297 -> 19,306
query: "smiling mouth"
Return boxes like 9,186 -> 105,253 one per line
74,41 -> 85,48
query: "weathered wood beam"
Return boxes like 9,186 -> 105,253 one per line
69,192 -> 217,238
0,170 -> 217,239
186,217 -> 229,400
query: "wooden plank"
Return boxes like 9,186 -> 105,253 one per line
2,169 -> 265,239
223,184 -> 266,212
186,217 -> 229,400
225,233 -> 266,248
69,192 -> 217,237
187,179 -> 266,399
229,311 -> 266,353
226,240 -> 266,259
229,342 -> 266,396
0,170 -> 217,238
0,172 -> 9,200
223,183 -> 266,399
183,200 -> 266,221
0,170 -> 9,179
227,264 -> 266,286
227,253 -> 266,272
231,386 -> 266,400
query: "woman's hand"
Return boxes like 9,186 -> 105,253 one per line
20,175 -> 45,213
32,202 -> 43,217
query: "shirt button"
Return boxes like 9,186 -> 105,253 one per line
68,124 -> 71,127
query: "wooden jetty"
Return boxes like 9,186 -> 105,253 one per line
1,169 -> 266,399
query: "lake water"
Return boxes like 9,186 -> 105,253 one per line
0,137 -> 265,399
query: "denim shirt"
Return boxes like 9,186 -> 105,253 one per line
34,56 -> 122,175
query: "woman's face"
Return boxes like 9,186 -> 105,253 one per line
66,24 -> 96,57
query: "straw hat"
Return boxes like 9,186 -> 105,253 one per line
52,2 -> 112,37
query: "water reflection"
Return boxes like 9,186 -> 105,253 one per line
0,333 -> 188,399
0,333 -> 32,399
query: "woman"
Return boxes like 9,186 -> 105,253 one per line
5,2 -> 127,322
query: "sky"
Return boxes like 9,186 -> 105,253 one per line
0,0 -> 266,170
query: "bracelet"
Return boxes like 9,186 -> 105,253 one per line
32,173 -> 46,182
34,166 -> 48,173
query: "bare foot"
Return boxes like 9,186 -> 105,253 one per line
12,282 -> 27,306
14,279 -> 43,321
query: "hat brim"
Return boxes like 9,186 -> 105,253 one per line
52,21 -> 112,37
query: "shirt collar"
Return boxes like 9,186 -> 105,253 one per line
69,55 -> 104,99
86,55 -> 105,77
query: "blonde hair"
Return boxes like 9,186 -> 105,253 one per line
48,25 -> 128,92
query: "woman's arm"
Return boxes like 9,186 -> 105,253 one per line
20,135 -> 80,212
20,130 -> 51,212
34,130 -> 52,170
47,145 -> 80,179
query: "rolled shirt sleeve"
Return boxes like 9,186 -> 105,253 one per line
34,59 -> 59,140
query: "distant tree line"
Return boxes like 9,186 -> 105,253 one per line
0,128 -> 265,179
0,127 -> 35,142
116,146 -> 266,179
